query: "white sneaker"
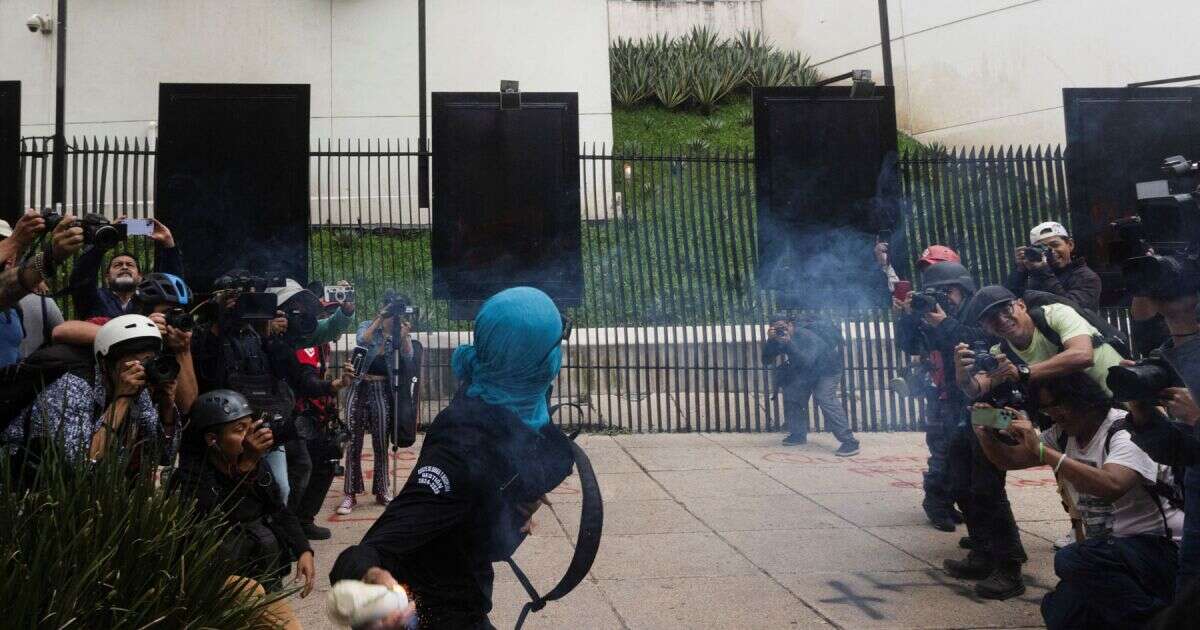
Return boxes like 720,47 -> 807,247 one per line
1053,531 -> 1075,550
336,495 -> 356,515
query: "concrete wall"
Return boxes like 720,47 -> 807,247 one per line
1,0 -> 613,143
607,0 -> 762,42
761,0 -> 1200,147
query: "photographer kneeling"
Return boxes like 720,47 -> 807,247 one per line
170,389 -> 315,605
974,373 -> 1182,629
330,287 -> 574,629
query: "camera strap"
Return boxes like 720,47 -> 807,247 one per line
507,439 -> 603,630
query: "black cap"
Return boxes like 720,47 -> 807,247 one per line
963,285 -> 1016,323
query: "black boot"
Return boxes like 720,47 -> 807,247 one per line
943,551 -> 993,580
302,522 -> 332,541
958,536 -> 977,550
975,562 -> 1025,600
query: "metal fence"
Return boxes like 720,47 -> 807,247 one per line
16,137 -> 1084,433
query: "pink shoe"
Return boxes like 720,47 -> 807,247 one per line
336,495 -> 356,515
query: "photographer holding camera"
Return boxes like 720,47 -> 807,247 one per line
0,215 -> 66,365
974,373 -> 1182,629
336,293 -> 420,515
191,271 -> 352,504
762,313 -> 859,455
1005,221 -> 1102,312
894,260 -> 977,532
0,209 -> 85,312
5,315 -> 180,473
68,216 -> 184,320
170,389 -> 315,603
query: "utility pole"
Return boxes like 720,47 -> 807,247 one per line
51,0 -> 67,207
417,0 -> 429,211
877,0 -> 894,87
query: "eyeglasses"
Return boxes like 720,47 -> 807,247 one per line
980,302 -> 1015,327
538,314 -> 573,367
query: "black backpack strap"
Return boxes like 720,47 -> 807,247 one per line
1102,420 -> 1177,539
508,440 -> 603,630
1028,307 -> 1064,350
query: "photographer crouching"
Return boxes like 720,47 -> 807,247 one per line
762,313 -> 860,456
894,259 -> 977,531
330,287 -> 574,628
973,373 -> 1182,629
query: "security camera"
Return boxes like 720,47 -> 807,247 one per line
26,14 -> 54,34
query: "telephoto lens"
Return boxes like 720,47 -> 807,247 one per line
1107,358 -> 1178,402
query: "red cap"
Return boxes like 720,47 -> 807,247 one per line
917,245 -> 960,269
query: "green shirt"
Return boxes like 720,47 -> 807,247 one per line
991,303 -> 1123,396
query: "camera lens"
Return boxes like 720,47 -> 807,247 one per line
1107,363 -> 1174,402
165,308 -> 194,332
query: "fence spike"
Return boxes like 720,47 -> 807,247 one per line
1054,144 -> 1063,159
1034,145 -> 1043,160
967,146 -> 976,160
986,146 -> 995,160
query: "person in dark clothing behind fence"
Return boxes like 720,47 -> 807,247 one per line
1004,221 -> 1102,312
762,313 -> 860,456
70,217 -> 184,319
895,260 -> 978,532
330,287 -> 575,629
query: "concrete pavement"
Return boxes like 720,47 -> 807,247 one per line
291,432 -> 1062,629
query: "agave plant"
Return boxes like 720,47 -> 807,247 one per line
684,137 -> 711,155
691,57 -> 737,115
756,53 -> 794,87
685,25 -> 721,57
0,442 -> 292,629
700,118 -> 726,135
652,54 -> 691,110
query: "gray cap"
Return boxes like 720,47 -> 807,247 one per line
963,285 -> 1017,323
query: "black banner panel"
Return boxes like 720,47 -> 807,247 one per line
1064,87 -> 1200,303
0,81 -> 19,223
431,92 -> 582,316
156,83 -> 310,292
754,86 -> 900,308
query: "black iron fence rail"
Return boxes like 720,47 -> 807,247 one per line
15,137 -> 1114,433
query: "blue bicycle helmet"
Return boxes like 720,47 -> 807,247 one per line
136,272 -> 192,307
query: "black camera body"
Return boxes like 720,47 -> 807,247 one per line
1107,355 -> 1182,402
42,211 -> 127,250
1022,243 -> 1055,264
164,307 -> 194,332
143,353 -> 181,385
970,341 -> 1000,373
284,307 -> 318,340
1112,155 -> 1200,299
381,291 -> 419,322
214,272 -> 287,322
910,287 -> 951,315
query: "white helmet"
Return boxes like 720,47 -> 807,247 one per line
94,314 -> 162,360
266,278 -> 317,308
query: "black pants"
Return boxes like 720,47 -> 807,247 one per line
284,437 -> 311,516
290,432 -> 338,525
922,397 -> 956,517
948,421 -> 1025,563
1042,535 -> 1178,629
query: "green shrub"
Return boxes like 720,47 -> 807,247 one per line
0,443 -> 293,629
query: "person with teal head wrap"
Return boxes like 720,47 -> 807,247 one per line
331,287 -> 575,628
451,286 -> 564,430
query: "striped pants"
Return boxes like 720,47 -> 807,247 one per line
343,379 -> 390,496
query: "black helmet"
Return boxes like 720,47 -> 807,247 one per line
189,389 -> 254,432
136,272 -> 192,307
922,262 -> 976,293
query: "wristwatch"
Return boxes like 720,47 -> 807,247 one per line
1016,364 -> 1031,384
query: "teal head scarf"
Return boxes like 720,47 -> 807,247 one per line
450,287 -> 563,429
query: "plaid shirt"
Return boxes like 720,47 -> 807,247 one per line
6,365 -> 179,465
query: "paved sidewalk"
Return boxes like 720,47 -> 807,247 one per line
292,432 -> 1061,629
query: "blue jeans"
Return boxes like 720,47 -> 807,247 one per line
1042,535 -> 1177,630
262,446 -> 289,504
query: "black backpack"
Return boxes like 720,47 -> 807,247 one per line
217,327 -> 294,420
1055,419 -> 1184,539
1000,290 -> 1132,362
0,343 -> 96,432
